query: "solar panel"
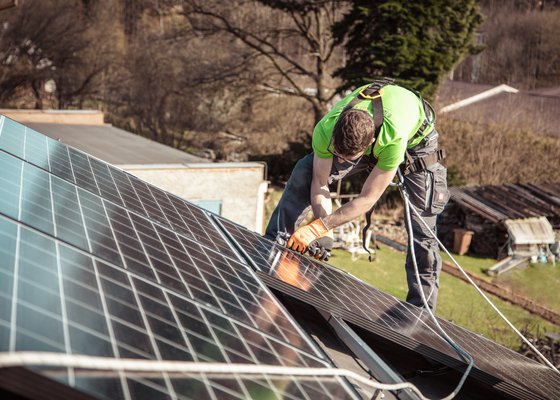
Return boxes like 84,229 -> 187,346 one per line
0,117 -> 238,259
215,216 -> 560,400
0,116 -> 359,399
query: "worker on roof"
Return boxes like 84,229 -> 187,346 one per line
265,79 -> 449,310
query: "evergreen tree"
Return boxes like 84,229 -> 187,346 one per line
334,0 -> 482,99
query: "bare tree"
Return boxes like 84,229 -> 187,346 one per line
454,2 -> 560,89
182,0 -> 346,123
108,7 -> 262,149
0,0 -> 118,109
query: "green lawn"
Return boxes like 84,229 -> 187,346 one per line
329,246 -> 559,350
441,252 -> 496,277
441,252 -> 560,313
494,262 -> 560,313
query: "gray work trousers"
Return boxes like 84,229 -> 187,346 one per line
265,131 -> 449,310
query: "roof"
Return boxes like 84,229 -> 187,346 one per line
448,183 -> 560,226
435,80 -> 495,105
24,121 -> 208,165
436,80 -> 560,137
504,217 -> 556,245
1,116 -> 559,399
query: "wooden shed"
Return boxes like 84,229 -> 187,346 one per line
439,183 -> 560,258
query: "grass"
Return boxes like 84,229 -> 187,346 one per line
441,252 -> 496,277
441,252 -> 560,313
495,262 -> 560,313
329,246 -> 559,350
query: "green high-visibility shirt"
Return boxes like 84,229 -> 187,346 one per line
312,84 -> 434,171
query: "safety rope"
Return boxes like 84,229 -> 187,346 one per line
0,351 -> 433,400
396,170 -> 559,374
398,176 -> 475,399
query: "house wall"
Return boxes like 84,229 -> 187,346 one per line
122,163 -> 268,234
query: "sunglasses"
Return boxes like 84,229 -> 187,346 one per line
327,139 -> 365,166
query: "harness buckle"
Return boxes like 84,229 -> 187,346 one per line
359,86 -> 383,100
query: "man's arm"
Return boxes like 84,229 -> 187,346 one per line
287,163 -> 396,256
310,155 -> 333,219
322,166 -> 397,229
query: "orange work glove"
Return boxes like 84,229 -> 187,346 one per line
287,218 -> 331,254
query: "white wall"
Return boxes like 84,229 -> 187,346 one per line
121,163 -> 268,234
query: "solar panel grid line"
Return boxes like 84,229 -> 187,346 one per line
104,200 -> 158,281
173,307 -> 258,400
2,214 -> 332,374
54,239 -> 76,386
159,290 -> 199,361
88,157 -> 126,207
78,188 -> 124,267
68,147 -> 101,197
154,225 -> 224,311
46,138 -> 76,184
151,221 -> 198,301
54,177 -> 91,251
176,235 -> 243,318
81,190 -> 124,265
21,164 -> 56,235
107,166 -> 149,218
211,216 -> 337,366
149,188 -> 191,236
8,223 -> 21,352
23,126 -> 48,171
167,195 -> 239,259
0,117 -> 23,158
128,177 -> 171,228
127,278 -> 178,399
21,121 -> 27,159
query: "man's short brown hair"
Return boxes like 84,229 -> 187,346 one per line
332,109 -> 375,156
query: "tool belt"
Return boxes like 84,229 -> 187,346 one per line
403,148 -> 446,176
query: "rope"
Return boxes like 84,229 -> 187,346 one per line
400,182 -> 475,400
0,351 -> 433,400
401,178 -> 559,373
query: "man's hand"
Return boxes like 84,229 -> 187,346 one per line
308,236 -> 333,261
287,218 -> 330,254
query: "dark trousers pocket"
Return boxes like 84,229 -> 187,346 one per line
429,163 -> 449,214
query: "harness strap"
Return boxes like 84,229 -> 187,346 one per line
340,79 -> 439,260
342,83 -> 387,144
403,149 -> 446,176
361,149 -> 446,260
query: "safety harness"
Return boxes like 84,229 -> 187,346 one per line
341,78 -> 445,260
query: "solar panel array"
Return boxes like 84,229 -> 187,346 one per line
1,115 -> 559,400
216,217 -> 560,400
0,116 -> 359,400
